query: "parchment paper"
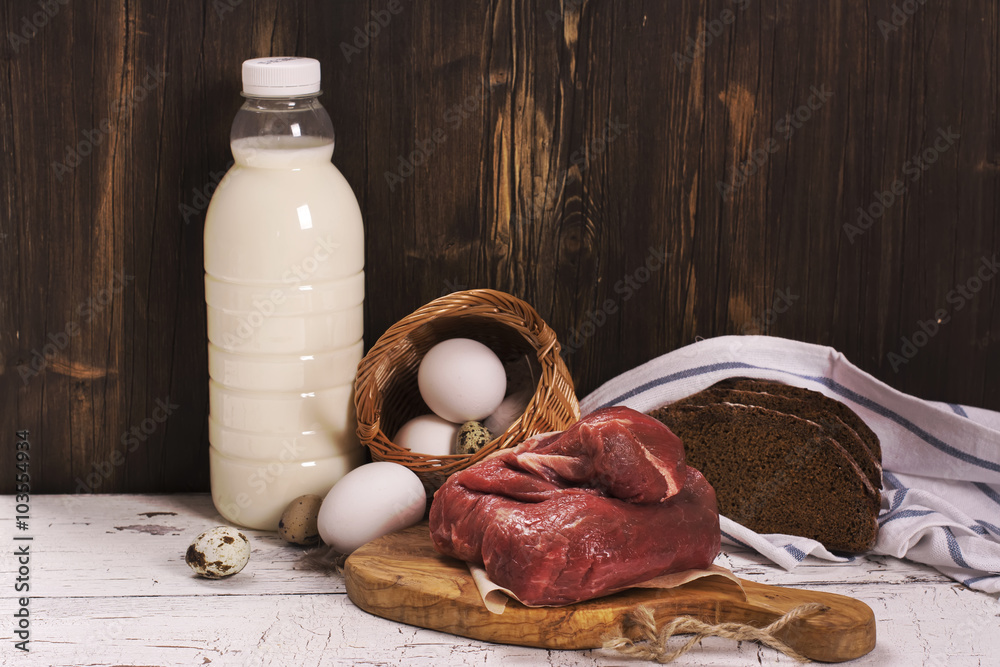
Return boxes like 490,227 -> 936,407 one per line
468,563 -> 747,614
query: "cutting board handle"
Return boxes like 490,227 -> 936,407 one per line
605,575 -> 876,662
609,600 -> 836,662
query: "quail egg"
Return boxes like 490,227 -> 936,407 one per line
185,526 -> 250,578
456,420 -> 493,455
278,494 -> 323,546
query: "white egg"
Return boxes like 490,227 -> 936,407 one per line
418,338 -> 507,423
484,388 -> 533,435
394,414 -> 460,456
317,462 -> 426,554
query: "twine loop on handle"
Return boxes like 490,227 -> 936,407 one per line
603,603 -> 829,663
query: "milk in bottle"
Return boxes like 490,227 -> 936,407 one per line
204,57 -> 365,529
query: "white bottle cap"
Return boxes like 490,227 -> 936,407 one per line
241,57 -> 321,97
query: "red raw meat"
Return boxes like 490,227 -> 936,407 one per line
429,406 -> 720,606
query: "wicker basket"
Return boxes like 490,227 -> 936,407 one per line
354,289 -> 580,492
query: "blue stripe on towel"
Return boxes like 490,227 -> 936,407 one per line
887,490 -> 908,512
599,361 -> 764,408
796,375 -> 1000,474
883,470 -> 907,489
942,527 -> 971,568
948,403 -> 969,418
975,520 -> 1000,537
601,361 -> 1000,474
974,482 -> 1000,509
720,530 -> 753,550
963,574 -> 998,587
882,471 -> 910,502
880,472 -> 909,513
882,490 -> 907,513
783,544 -> 807,561
879,508 -> 936,526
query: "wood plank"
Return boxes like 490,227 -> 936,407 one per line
8,590 -> 995,667
0,495 -> 962,600
0,494 -> 343,599
0,494 -> 996,666
1,0 -> 998,495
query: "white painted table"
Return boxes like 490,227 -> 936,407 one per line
1,494 -> 996,666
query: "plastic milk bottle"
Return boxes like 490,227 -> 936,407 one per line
204,57 -> 365,529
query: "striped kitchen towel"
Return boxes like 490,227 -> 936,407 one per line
579,335 -> 1000,594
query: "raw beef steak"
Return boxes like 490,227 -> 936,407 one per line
429,406 -> 720,606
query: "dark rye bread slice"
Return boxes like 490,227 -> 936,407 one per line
673,388 -> 883,491
650,403 -> 879,553
713,378 -> 883,464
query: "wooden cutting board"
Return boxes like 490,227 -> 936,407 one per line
344,523 -> 876,662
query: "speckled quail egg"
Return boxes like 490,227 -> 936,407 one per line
185,526 -> 250,578
456,420 -> 493,455
278,494 -> 323,545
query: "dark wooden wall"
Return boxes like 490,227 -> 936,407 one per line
2,0 -> 998,494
